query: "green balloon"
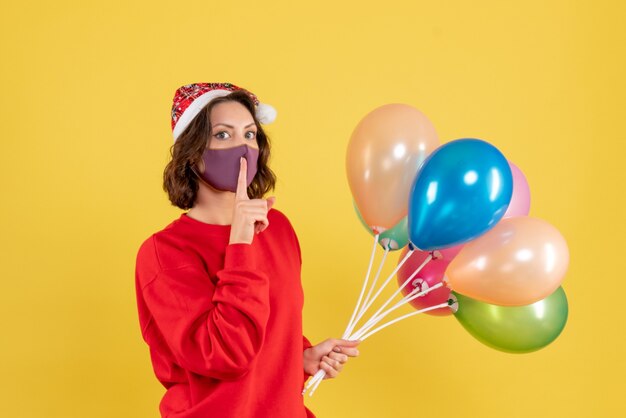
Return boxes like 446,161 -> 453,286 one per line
452,287 -> 568,353
353,201 -> 409,250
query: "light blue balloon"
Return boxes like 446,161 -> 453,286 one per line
409,139 -> 513,250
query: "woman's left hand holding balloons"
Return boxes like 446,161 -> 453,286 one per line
303,339 -> 360,379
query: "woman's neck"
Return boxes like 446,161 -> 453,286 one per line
186,182 -> 236,225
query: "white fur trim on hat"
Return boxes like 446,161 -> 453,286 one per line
173,90 -> 231,141
255,103 -> 277,125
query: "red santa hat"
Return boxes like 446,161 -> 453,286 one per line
170,82 -> 277,141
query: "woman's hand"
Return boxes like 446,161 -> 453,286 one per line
229,157 -> 275,245
303,338 -> 360,379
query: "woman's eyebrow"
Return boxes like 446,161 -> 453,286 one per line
212,122 -> 256,129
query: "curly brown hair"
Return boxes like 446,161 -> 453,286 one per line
163,90 -> 276,209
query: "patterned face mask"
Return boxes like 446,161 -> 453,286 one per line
197,144 -> 259,192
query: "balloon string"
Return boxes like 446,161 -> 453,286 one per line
352,254 -> 433,339
357,302 -> 451,341
303,370 -> 324,396
346,245 -> 390,337
307,372 -> 323,396
303,233 -> 381,397
305,248 -> 418,397
393,281 -> 445,312
342,233 -> 380,339
350,281 -> 444,341
359,245 -> 390,318
308,300 -> 450,397
347,248 -> 415,337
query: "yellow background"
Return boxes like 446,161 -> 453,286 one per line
1,1 -> 624,417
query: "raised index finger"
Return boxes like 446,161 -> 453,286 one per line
236,157 -> 249,200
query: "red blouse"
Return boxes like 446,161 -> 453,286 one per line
135,209 -> 315,417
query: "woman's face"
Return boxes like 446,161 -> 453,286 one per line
208,101 -> 259,150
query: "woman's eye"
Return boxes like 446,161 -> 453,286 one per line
214,131 -> 230,140
245,131 -> 257,140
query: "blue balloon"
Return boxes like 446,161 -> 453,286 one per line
408,139 -> 513,250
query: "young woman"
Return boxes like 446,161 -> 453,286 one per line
135,83 -> 359,418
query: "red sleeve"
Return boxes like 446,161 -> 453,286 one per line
275,211 -> 312,381
303,335 -> 314,382
288,218 -> 313,379
303,335 -> 312,351
140,241 -> 270,380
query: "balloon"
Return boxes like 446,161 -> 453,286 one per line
397,248 -> 452,316
452,287 -> 568,353
354,201 -> 408,250
435,244 -> 464,262
503,161 -> 530,218
401,246 -> 433,269
346,104 -> 439,233
409,138 -> 513,251
447,217 -> 569,306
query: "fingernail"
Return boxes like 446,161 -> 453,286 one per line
333,347 -> 341,353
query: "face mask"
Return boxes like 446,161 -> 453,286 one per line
197,144 -> 259,192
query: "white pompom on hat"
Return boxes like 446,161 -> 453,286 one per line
170,82 -> 277,141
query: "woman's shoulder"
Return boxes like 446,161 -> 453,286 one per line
268,208 -> 298,234
135,217 -> 201,276
267,208 -> 303,260
267,207 -> 289,223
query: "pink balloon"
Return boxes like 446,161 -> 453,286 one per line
397,248 -> 452,316
503,162 -> 530,219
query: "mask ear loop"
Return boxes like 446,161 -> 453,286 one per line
189,162 -> 218,192
188,160 -> 202,182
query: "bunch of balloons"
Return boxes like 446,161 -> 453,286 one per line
303,104 -> 569,396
